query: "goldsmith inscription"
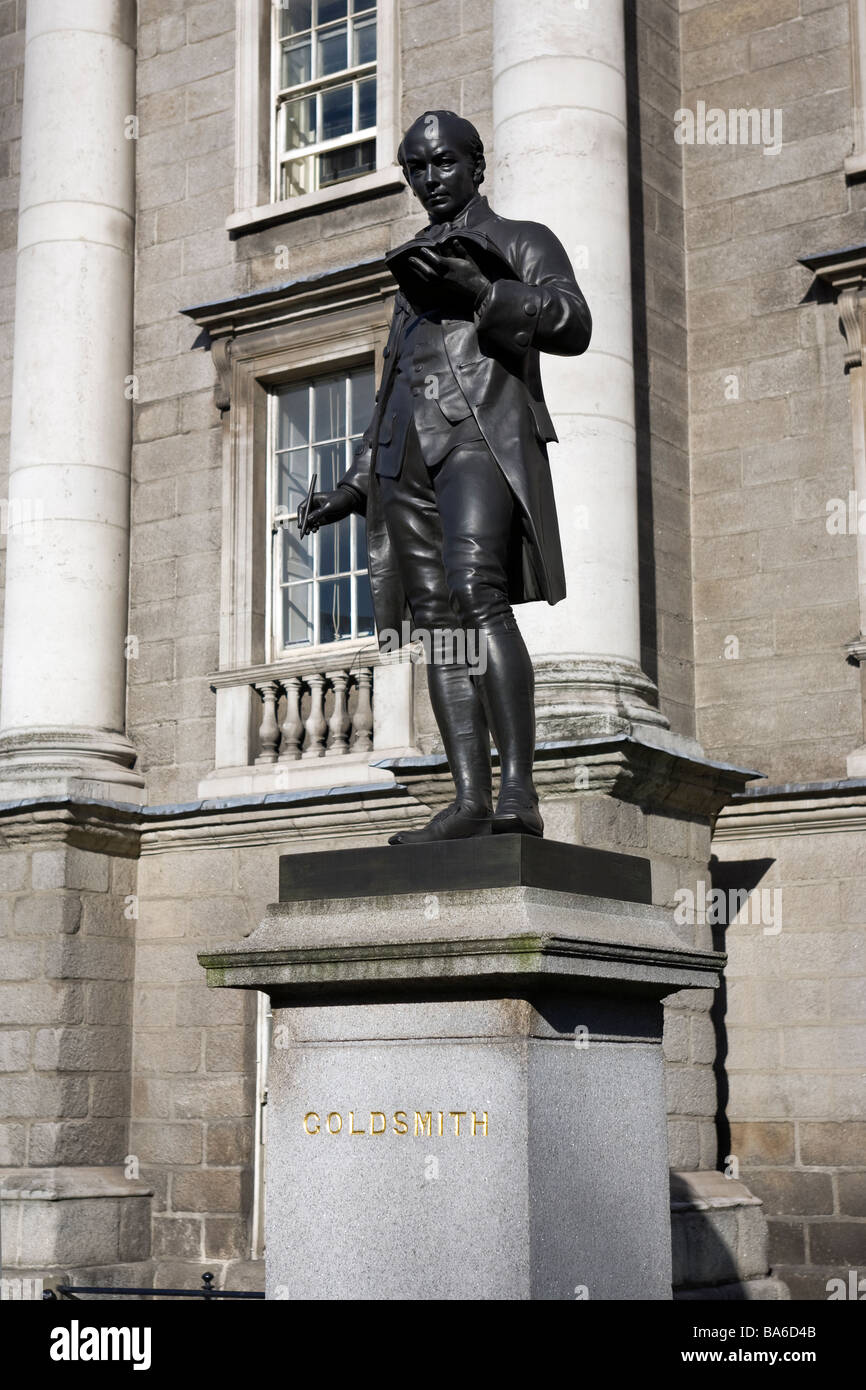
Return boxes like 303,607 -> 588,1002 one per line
303,1110 -> 489,1137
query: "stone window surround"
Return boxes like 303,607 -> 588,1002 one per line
230,0 -> 405,235
848,0 -> 866,182
182,261 -> 420,797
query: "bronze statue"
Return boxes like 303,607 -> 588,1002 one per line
304,112 -> 591,844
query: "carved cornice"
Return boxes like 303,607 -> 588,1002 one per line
0,799 -> 141,856
799,243 -> 866,368
181,258 -> 396,411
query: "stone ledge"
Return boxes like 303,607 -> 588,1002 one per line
201,884 -> 723,1000
0,1167 -> 153,1201
671,1169 -> 762,1211
378,733 -> 760,821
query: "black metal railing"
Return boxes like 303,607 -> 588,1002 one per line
43,1272 -> 264,1300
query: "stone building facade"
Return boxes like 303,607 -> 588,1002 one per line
0,0 -> 863,1300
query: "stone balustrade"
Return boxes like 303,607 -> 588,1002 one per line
253,662 -> 374,763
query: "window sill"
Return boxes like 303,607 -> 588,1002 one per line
227,166 -> 407,238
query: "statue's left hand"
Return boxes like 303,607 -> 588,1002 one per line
407,243 -> 490,304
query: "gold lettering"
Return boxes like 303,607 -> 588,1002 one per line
311,1106 -> 489,1135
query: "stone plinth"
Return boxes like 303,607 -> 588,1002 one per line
0,1167 -> 153,1289
200,838 -> 723,1300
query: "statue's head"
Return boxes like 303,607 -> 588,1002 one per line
397,111 -> 486,223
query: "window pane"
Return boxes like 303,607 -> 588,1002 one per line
319,577 -> 352,642
313,441 -> 342,496
276,385 -> 309,452
319,138 -> 375,187
319,520 -> 335,576
357,75 -> 376,130
350,367 -> 375,433
285,95 -> 316,149
354,17 -> 376,66
352,0 -> 376,13
283,584 -> 314,646
321,84 -> 353,142
338,515 -> 352,572
356,571 -> 375,636
320,516 -> 351,576
282,155 -> 312,198
280,2 -> 313,38
282,37 -> 312,87
282,529 -> 314,584
313,381 -> 346,443
319,0 -> 349,23
276,448 -> 310,515
318,24 -> 347,76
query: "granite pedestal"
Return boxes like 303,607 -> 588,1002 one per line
200,838 -> 723,1300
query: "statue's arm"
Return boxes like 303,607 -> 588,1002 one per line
475,223 -> 592,358
338,429 -> 374,515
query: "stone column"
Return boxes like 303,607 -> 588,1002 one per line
0,0 -> 142,801
492,0 -> 665,737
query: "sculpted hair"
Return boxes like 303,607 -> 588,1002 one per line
397,111 -> 486,188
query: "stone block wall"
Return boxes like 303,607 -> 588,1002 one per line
131,840 -> 258,1279
130,0 -> 239,807
0,822 -> 138,1173
682,0 -> 862,783
714,805 -> 866,1298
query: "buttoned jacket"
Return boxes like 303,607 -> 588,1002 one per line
340,195 -> 592,637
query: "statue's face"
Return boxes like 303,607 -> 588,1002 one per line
401,118 -> 479,223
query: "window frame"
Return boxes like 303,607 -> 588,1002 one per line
267,365 -> 376,656
271,0 -> 379,203
230,0 -> 403,234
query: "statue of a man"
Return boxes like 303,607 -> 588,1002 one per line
305,111 -> 591,844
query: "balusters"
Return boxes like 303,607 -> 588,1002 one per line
278,675 -> 304,761
254,680 -> 280,764
303,673 -> 328,758
251,664 -> 375,763
352,666 -> 374,752
326,671 -> 351,754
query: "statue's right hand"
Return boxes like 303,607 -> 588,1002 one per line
302,486 -> 357,534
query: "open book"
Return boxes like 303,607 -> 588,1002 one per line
385,228 -> 517,308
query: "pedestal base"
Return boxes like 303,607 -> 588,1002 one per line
200,839 -> 723,1300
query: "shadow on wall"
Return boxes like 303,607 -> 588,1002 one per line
707,854 -> 777,1173
623,0 -> 659,690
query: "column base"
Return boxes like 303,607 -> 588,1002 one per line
0,727 -> 145,804
533,655 -> 671,741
